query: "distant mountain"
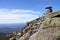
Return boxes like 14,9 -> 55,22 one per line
0,23 -> 26,34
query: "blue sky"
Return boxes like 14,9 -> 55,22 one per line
0,0 -> 60,24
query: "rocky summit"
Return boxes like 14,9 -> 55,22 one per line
9,7 -> 60,40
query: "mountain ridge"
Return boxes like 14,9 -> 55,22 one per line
9,7 -> 60,40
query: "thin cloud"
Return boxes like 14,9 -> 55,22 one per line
0,9 -> 40,14
0,9 -> 40,23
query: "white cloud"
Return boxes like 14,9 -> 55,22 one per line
0,9 -> 40,14
0,9 -> 40,24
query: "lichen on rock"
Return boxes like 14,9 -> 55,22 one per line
9,7 -> 60,40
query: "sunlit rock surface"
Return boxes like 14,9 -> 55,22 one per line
9,10 -> 60,40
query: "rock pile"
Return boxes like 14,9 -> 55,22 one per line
9,7 -> 60,40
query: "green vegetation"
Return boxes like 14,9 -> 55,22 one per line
0,33 -> 16,40
0,33 -> 10,40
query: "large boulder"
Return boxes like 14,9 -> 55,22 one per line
9,11 -> 60,40
29,11 -> 60,40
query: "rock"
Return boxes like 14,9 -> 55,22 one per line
17,36 -> 25,40
9,7 -> 60,40
37,27 -> 60,40
29,32 -> 38,40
